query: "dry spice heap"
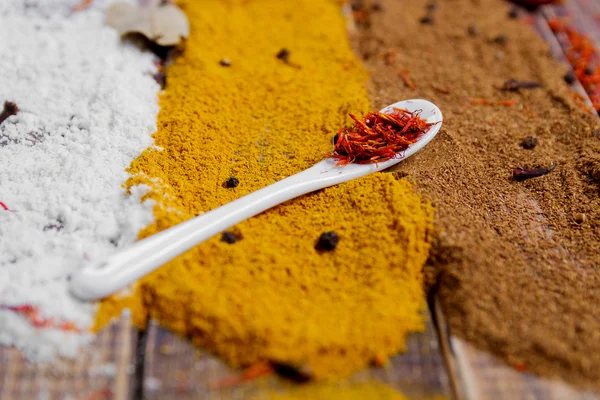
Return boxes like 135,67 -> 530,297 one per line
331,108 -> 433,165
353,0 -> 600,390
97,0 -> 434,379
548,18 -> 600,112
264,382 -> 409,400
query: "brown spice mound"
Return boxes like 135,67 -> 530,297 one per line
353,0 -> 600,390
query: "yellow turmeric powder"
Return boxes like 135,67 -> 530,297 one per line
97,0 -> 435,379
264,382 -> 409,400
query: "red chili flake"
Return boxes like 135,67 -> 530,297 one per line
431,84 -> 451,94
207,361 -> 274,389
514,362 -> 527,372
469,97 -> 489,105
330,108 -> 435,166
399,69 -> 416,89
548,18 -> 600,113
524,104 -> 538,118
571,91 -> 592,113
384,51 -> 397,65
469,97 -> 517,107
0,202 -> 9,211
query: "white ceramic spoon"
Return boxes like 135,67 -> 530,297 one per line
70,99 -> 443,300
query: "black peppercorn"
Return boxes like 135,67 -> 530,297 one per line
371,2 -> 382,11
224,176 -> 239,188
315,231 -> 339,251
276,48 -> 290,63
520,136 -> 537,150
508,7 -> 519,19
467,24 -> 479,37
563,71 -> 576,85
585,66 -> 595,76
221,231 -> 239,244
219,58 -> 231,67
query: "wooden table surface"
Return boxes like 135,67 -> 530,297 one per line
2,1 -> 600,399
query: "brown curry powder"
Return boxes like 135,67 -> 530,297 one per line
96,0 -> 434,378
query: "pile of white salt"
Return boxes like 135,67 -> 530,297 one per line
0,0 -> 159,359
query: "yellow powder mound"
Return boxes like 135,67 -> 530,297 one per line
97,0 -> 434,378
264,382 -> 409,400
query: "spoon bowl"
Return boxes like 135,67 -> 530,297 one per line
70,99 -> 442,300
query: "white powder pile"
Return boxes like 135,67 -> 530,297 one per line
0,0 -> 159,360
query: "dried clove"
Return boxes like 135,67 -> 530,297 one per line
276,48 -> 290,64
501,79 -> 541,91
150,43 -> 176,62
271,362 -> 313,383
0,101 -> 19,125
513,164 -> 556,181
350,0 -> 362,11
315,231 -> 339,251
493,34 -> 508,44
520,136 -> 537,150
420,15 -> 434,24
223,176 -> 240,188
153,72 -> 166,88
426,1 -> 437,10
43,223 -> 64,232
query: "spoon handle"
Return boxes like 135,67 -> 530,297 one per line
69,159 -> 368,300
70,98 -> 443,301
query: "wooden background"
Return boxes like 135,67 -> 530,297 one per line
1,1 -> 600,399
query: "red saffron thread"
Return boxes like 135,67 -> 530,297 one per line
0,304 -> 83,333
330,108 -> 434,166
